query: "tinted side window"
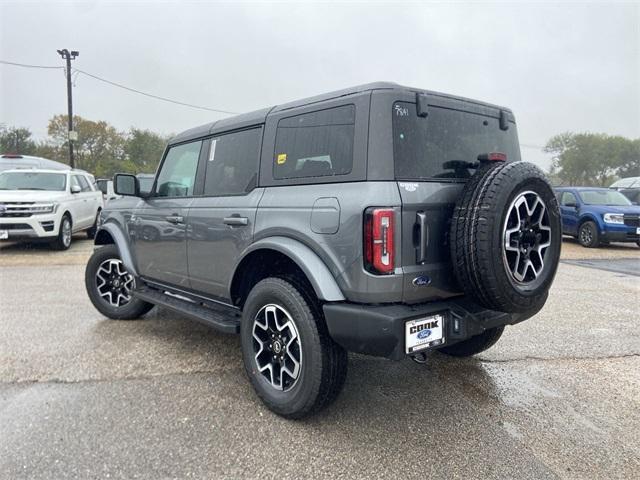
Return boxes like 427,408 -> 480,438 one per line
204,128 -> 261,196
76,175 -> 92,192
156,141 -> 202,197
273,105 -> 355,179
561,192 -> 577,205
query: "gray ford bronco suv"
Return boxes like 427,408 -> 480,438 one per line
85,82 -> 561,418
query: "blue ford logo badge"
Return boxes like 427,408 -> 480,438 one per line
412,275 -> 431,286
417,329 -> 432,339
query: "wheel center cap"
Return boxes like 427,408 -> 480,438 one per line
273,341 -> 282,354
113,278 -> 121,288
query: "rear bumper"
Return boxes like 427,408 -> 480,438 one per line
323,296 -> 538,360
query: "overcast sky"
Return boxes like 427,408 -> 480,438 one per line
1,1 -> 638,170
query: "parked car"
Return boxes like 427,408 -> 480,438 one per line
0,168 -> 104,249
84,82 -> 561,418
610,176 -> 640,204
0,154 -> 71,173
556,187 -> 640,247
96,179 -> 122,203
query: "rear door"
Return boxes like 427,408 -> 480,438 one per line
391,98 -> 521,303
132,140 -> 202,288
186,127 -> 263,301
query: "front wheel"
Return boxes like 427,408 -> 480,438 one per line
578,221 -> 600,248
85,244 -> 154,320
438,326 -> 505,357
50,214 -> 72,250
241,277 -> 347,419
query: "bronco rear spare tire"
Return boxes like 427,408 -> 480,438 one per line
450,161 -> 561,314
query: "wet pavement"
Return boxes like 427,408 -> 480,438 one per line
0,238 -> 639,479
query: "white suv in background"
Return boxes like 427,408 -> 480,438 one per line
0,168 -> 103,250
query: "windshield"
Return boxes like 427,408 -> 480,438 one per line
578,190 -> 632,206
0,172 -> 67,191
393,102 -> 521,180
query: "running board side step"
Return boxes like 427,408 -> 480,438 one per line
134,287 -> 241,334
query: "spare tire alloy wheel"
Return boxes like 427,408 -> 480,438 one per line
252,304 -> 302,391
503,191 -> 552,284
450,161 -> 562,314
95,258 -> 134,307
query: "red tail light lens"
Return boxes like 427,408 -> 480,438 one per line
364,208 -> 395,275
478,152 -> 507,162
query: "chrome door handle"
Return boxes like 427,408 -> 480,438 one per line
223,216 -> 249,226
166,215 -> 184,224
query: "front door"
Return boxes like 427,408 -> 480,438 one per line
132,140 -> 202,288
187,127 -> 263,301
559,191 -> 580,235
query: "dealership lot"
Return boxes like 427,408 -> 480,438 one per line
0,239 -> 638,479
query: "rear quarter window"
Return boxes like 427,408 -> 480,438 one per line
273,105 -> 355,180
393,102 -> 521,181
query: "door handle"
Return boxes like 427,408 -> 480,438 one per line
223,216 -> 249,226
165,215 -> 184,224
416,211 -> 428,264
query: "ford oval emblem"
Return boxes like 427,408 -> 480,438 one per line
412,275 -> 431,287
417,329 -> 432,339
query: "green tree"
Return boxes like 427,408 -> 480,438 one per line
545,133 -> 640,186
47,115 -> 127,177
124,128 -> 169,174
0,126 -> 38,155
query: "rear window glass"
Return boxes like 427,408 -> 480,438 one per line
273,105 -> 355,180
393,102 -> 521,180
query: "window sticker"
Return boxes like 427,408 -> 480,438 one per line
277,153 -> 287,165
209,139 -> 218,162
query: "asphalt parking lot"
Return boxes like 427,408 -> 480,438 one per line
1,238 -> 639,479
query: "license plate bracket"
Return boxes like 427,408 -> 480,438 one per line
0,230 -> 8,240
405,313 -> 445,354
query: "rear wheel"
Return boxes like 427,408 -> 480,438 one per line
578,221 -> 600,248
241,277 -> 347,419
50,214 -> 72,250
85,244 -> 154,320
438,326 -> 504,357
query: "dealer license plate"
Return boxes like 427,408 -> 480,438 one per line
0,230 -> 8,240
405,314 -> 445,354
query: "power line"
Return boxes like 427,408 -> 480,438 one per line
73,68 -> 239,115
0,60 -> 63,70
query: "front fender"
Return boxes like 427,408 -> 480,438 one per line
95,222 -> 138,277
233,236 -> 345,302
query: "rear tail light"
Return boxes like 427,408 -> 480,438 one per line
364,208 -> 395,275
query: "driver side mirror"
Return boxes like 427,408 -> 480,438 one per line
564,201 -> 577,208
70,185 -> 81,194
114,173 -> 140,197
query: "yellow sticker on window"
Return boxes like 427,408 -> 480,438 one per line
277,153 -> 287,165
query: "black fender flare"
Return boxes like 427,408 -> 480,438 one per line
231,236 -> 345,302
94,222 -> 138,277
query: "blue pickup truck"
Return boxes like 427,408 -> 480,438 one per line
555,187 -> 640,248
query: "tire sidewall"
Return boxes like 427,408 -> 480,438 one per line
59,215 -> 72,250
579,221 -> 598,248
85,244 -> 150,320
240,279 -> 322,416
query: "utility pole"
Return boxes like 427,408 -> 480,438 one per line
56,49 -> 79,168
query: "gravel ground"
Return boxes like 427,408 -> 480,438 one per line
0,237 -> 639,479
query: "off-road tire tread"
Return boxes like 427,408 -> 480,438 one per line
85,244 -> 154,320
450,161 -> 561,313
243,277 -> 347,419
